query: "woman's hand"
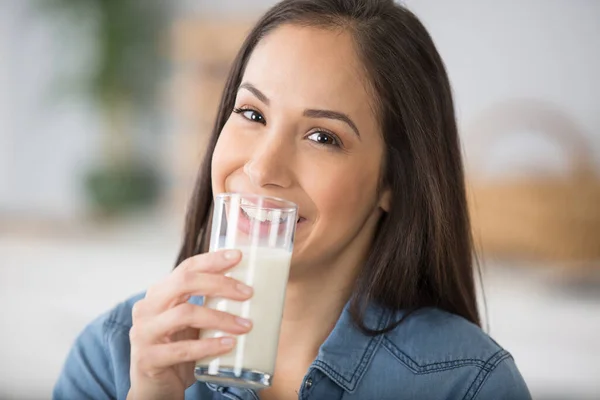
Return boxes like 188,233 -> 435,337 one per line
127,249 -> 253,400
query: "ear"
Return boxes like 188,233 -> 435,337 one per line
378,187 -> 392,213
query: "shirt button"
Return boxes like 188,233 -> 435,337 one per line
304,378 -> 313,389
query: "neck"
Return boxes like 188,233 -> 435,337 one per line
275,211 -> 384,368
281,270 -> 354,352
276,237 -> 372,368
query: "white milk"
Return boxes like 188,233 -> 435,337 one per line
196,247 -> 292,376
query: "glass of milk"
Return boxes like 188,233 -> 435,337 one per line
194,193 -> 298,389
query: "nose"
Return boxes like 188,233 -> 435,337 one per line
243,135 -> 293,189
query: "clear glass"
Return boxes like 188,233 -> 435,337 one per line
194,193 -> 298,390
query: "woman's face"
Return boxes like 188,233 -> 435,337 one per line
212,24 -> 390,273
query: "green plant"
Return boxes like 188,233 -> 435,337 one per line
39,0 -> 167,115
38,0 -> 169,214
85,163 -> 161,215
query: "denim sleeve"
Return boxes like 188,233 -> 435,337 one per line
472,356 -> 531,400
53,315 -> 118,400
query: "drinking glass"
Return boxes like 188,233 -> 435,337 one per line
194,193 -> 298,389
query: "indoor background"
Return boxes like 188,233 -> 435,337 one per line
1,1 -> 599,399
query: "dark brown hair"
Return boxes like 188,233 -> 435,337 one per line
176,0 -> 480,333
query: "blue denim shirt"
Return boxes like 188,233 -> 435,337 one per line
54,293 -> 530,399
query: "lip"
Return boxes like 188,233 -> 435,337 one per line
239,196 -> 291,211
236,206 -> 307,239
218,192 -> 306,223
219,193 -> 303,238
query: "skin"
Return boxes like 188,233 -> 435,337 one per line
127,24 -> 390,400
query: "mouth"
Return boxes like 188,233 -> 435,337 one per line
240,198 -> 287,223
239,198 -> 306,225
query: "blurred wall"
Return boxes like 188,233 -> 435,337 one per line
405,0 -> 600,177
0,0 -> 102,219
0,1 -> 12,209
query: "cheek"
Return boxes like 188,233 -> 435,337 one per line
211,122 -> 244,194
304,160 -> 380,224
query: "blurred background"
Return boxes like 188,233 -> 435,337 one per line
1,0 -> 599,398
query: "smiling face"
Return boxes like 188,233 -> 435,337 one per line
211,24 -> 390,275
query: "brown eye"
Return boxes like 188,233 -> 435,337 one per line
307,131 -> 339,146
233,107 -> 266,125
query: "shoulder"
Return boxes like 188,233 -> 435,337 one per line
78,291 -> 144,353
103,291 -> 146,332
369,307 -> 531,399
69,291 -> 145,357
54,293 -> 211,400
383,307 -> 504,369
53,293 -> 145,400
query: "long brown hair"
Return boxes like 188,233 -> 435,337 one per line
176,0 -> 481,334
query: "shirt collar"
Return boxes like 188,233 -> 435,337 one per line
311,300 -> 392,393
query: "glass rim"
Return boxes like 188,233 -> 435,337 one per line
215,192 -> 298,212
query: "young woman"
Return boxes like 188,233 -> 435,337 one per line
54,1 -> 531,399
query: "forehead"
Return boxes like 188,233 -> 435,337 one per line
242,24 -> 375,117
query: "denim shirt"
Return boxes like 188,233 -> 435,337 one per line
54,293 -> 531,400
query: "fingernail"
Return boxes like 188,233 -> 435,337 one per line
236,283 -> 253,296
220,337 -> 235,347
223,250 -> 240,260
235,317 -> 252,328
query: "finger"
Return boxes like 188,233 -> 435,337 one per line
147,272 -> 253,315
180,249 -> 243,274
133,290 -> 192,323
133,337 -> 236,374
133,303 -> 252,344
144,249 -> 248,313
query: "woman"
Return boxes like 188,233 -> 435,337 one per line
54,0 -> 531,399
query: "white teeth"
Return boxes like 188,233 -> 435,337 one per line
240,199 -> 284,223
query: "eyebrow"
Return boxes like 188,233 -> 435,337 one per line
239,82 -> 270,105
238,82 -> 361,138
303,109 -> 361,138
